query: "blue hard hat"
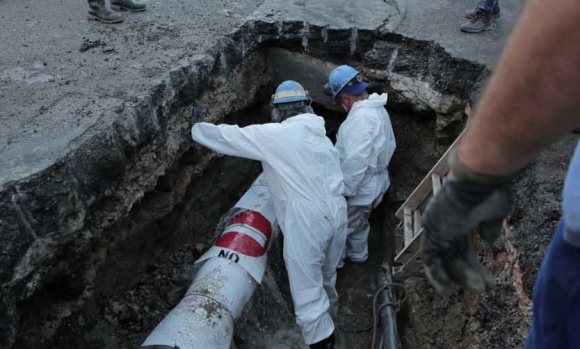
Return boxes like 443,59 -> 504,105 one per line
272,80 -> 310,105
327,65 -> 369,99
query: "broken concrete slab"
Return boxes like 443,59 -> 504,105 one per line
0,0 -> 264,186
395,0 -> 524,67
249,0 -> 524,67
249,0 -> 406,32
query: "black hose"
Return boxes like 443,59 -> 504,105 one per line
371,283 -> 407,349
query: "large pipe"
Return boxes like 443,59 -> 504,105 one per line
142,173 -> 278,349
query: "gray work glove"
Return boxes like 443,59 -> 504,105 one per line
421,149 -> 513,294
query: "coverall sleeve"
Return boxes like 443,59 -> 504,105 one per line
341,131 -> 373,197
191,122 -> 272,161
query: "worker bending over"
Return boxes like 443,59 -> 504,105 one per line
327,65 -> 396,267
191,81 -> 345,349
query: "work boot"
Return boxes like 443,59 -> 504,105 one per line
309,333 -> 335,349
460,9 -> 493,33
111,0 -> 147,12
465,4 -> 500,19
88,0 -> 123,23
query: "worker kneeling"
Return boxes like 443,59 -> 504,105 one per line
191,81 -> 346,349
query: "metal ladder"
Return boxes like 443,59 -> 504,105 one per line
393,131 -> 464,274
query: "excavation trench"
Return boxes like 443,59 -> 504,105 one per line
3,21 -> 535,349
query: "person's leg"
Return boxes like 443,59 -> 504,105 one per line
461,0 -> 497,32
345,203 -> 372,263
110,0 -> 146,12
87,0 -> 123,23
322,214 -> 347,318
309,334 -> 335,349
478,0 -> 498,12
566,299 -> 580,348
282,208 -> 335,346
524,221 -> 580,349
466,0 -> 500,19
87,0 -> 106,11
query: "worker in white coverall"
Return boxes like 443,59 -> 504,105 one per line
326,65 -> 396,267
191,81 -> 346,349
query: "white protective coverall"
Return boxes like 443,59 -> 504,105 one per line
191,114 -> 347,345
335,93 -> 396,263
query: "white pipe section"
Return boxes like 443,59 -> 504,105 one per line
141,258 -> 254,348
142,174 -> 278,349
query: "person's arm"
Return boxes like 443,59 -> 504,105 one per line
191,122 -> 278,161
341,131 -> 373,197
459,0 -> 580,176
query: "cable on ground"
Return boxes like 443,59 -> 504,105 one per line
371,282 -> 408,349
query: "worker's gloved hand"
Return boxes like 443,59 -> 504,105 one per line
421,149 -> 513,295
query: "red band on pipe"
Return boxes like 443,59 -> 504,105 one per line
215,210 -> 273,257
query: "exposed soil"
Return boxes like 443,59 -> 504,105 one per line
397,134 -> 580,349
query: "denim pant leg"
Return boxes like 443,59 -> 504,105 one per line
524,221 -> 580,349
88,0 -> 105,6
567,301 -> 580,348
478,0 -> 498,12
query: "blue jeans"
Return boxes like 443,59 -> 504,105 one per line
524,221 -> 580,349
563,141 -> 580,242
478,0 -> 498,12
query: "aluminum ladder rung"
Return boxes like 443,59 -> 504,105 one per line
431,173 -> 441,194
403,207 -> 413,247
